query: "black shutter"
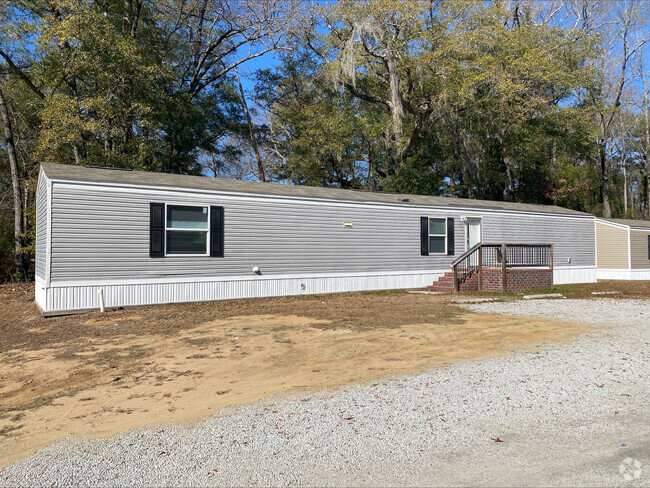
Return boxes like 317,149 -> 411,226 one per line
210,206 -> 224,257
447,217 -> 455,255
420,217 -> 429,255
149,203 -> 164,258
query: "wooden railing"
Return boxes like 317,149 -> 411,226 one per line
451,243 -> 553,292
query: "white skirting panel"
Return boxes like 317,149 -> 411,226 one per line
631,269 -> 650,280
41,270 -> 446,315
553,266 -> 597,285
597,268 -> 650,280
35,277 -> 46,312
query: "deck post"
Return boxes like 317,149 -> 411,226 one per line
549,244 -> 554,287
453,265 -> 459,293
478,245 -> 483,292
501,243 -> 507,292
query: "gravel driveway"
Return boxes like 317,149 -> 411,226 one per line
2,298 -> 648,487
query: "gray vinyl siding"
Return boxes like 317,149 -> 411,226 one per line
480,213 -> 596,267
35,171 -> 48,281
49,183 -> 595,283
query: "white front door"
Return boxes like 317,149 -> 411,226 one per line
466,219 -> 482,265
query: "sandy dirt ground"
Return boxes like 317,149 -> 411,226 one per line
0,286 -> 589,468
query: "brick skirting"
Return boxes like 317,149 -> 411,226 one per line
482,268 -> 553,292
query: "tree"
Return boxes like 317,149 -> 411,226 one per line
265,0 -> 596,202
0,85 -> 27,278
580,0 -> 649,217
0,0 -> 305,280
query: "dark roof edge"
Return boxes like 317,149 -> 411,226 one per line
40,163 -> 593,218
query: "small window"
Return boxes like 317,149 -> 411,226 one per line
166,205 -> 209,255
428,217 -> 447,254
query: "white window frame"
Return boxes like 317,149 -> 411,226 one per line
164,203 -> 210,257
428,216 -> 448,255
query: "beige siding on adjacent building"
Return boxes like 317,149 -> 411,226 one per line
596,222 -> 629,269
630,229 -> 650,269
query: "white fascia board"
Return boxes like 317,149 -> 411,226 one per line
50,179 -> 595,221
594,218 -> 630,230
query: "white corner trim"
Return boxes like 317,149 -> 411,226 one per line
627,227 -> 632,270
45,177 -> 53,288
593,220 -> 598,269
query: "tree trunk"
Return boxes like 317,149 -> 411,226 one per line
235,70 -> 265,182
620,129 -> 628,214
642,67 -> 650,218
385,42 -> 407,169
599,140 -> 611,218
0,86 -> 27,279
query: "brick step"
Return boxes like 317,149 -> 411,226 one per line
427,284 -> 454,291
427,269 -> 480,293
434,278 -> 455,284
426,287 -> 454,293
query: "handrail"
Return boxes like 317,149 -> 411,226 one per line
451,243 -> 553,293
451,242 -> 481,267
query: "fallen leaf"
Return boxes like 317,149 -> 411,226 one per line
490,437 -> 504,443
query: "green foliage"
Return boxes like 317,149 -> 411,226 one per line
0,0 -> 648,282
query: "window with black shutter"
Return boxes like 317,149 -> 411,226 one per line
421,216 -> 454,255
149,203 -> 224,257
210,206 -> 224,257
149,203 -> 164,258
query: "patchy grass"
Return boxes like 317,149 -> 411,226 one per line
0,285 -> 462,353
520,280 -> 650,299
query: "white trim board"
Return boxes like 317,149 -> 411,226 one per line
595,218 -> 630,230
595,218 -> 650,232
45,176 -> 53,287
627,227 -> 632,270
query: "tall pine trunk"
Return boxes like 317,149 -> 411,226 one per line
0,86 -> 27,279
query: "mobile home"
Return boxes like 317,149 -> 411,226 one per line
596,218 -> 650,280
35,163 -> 597,315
